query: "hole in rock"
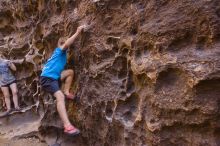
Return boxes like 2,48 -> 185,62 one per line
100,49 -> 115,60
167,31 -> 192,52
216,8 -> 220,17
106,101 -> 114,117
118,70 -> 127,80
112,57 -> 128,79
115,93 -> 139,122
121,47 -> 129,56
143,45 -> 152,55
120,84 -> 125,89
10,44 -> 30,59
106,36 -> 119,45
134,47 -> 150,65
212,32 -> 220,42
135,49 -> 142,58
130,27 -> 138,35
196,35 -> 208,47
123,111 -> 133,121
119,91 -> 126,97
112,46 -> 119,52
126,71 -> 135,93
55,1 -> 63,14
136,2 -> 145,10
155,68 -> 188,93
194,79 -> 220,99
214,127 -> 220,145
136,73 -> 150,86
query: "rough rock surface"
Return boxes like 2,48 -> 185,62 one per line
0,0 -> 220,146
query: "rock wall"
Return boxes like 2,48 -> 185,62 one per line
0,0 -> 220,145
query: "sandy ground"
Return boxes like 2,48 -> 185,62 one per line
0,138 -> 47,146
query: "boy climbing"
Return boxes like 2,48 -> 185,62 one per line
40,25 -> 86,136
0,54 -> 20,115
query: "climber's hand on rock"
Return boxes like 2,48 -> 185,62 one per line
8,61 -> 16,71
61,25 -> 86,50
77,25 -> 86,33
6,60 -> 12,65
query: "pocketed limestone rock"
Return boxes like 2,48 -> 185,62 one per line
0,0 -> 220,145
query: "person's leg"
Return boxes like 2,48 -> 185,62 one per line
9,83 -> 20,109
53,90 -> 80,135
40,77 -> 79,135
1,97 -> 6,110
0,86 -> 11,112
53,90 -> 71,127
61,69 -> 74,95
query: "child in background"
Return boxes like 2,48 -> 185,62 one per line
0,54 -> 20,114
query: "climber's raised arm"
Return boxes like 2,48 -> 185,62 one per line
40,25 -> 88,136
8,61 -> 16,71
60,25 -> 85,50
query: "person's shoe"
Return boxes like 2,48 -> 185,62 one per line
64,92 -> 80,102
64,93 -> 75,100
6,109 -> 12,113
64,125 -> 80,136
0,109 -> 12,118
13,107 -> 21,112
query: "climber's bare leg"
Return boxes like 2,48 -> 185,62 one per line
61,69 -> 74,95
9,83 -> 20,109
0,86 -> 11,112
53,90 -> 71,127
1,96 -> 6,110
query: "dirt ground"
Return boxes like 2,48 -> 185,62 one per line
0,138 -> 47,146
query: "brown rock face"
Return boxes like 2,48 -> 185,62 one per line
0,0 -> 220,145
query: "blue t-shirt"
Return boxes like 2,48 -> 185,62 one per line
41,48 -> 67,80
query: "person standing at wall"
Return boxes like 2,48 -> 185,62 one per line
0,54 -> 20,115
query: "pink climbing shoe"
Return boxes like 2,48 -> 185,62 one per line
65,93 -> 75,100
64,92 -> 80,103
64,125 -> 80,136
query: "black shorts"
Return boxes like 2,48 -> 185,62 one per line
40,76 -> 61,94
1,80 -> 16,87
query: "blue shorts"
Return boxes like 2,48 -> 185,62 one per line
40,76 -> 61,94
1,80 -> 16,87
